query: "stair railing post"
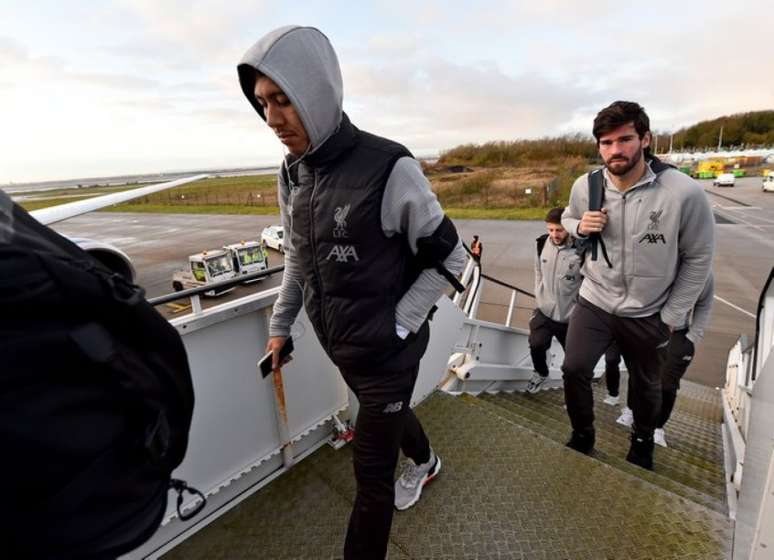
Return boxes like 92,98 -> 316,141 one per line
505,290 -> 517,327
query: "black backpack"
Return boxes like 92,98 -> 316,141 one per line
536,233 -> 549,257
0,193 -> 203,559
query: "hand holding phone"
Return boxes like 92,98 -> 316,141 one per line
259,336 -> 294,378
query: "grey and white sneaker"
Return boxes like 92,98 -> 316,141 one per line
526,373 -> 548,394
394,449 -> 441,511
654,428 -> 668,448
616,407 -> 633,427
603,393 -> 620,406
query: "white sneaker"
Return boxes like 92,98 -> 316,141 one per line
616,407 -> 633,427
526,372 -> 548,394
603,394 -> 620,406
654,428 -> 668,448
394,449 -> 441,511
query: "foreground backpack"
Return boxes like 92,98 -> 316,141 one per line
0,192 -> 203,559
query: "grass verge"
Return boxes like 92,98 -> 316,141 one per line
445,207 -> 551,220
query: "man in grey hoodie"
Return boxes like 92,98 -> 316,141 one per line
561,101 -> 714,470
526,207 -> 582,393
238,26 -> 466,559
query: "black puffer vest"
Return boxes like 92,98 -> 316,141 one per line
285,114 -> 430,371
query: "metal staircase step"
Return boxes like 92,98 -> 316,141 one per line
476,392 -> 727,514
162,391 -> 732,560
504,388 -> 725,475
489,390 -> 725,484
505,377 -> 725,462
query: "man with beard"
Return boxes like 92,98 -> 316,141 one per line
560,101 -> 714,470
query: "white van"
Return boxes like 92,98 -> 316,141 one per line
713,173 -> 735,187
763,172 -> 774,193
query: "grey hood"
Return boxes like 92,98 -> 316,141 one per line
238,26 -> 343,155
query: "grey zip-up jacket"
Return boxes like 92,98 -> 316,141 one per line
686,272 -> 714,344
534,236 -> 583,323
562,162 -> 714,328
237,26 -> 466,339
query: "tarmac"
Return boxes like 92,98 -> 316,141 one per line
52,176 -> 774,389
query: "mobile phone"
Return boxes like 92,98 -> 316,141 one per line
259,336 -> 294,378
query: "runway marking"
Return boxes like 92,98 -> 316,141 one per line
704,189 -> 750,207
712,205 -> 768,229
714,295 -> 756,319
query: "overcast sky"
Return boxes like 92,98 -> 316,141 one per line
2,0 -> 772,183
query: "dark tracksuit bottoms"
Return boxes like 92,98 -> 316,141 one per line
658,328 -> 695,428
562,298 -> 670,437
339,365 -> 431,560
528,309 -> 568,377
603,343 -> 623,397
605,329 -> 695,428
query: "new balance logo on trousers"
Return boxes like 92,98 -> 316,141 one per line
383,401 -> 404,414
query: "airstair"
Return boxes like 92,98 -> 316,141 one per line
160,382 -> 731,560
124,259 -> 774,560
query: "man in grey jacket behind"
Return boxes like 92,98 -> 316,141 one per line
238,26 -> 466,559
561,101 -> 714,470
526,207 -> 583,393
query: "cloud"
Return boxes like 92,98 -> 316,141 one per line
4,1 -> 774,183
0,36 -> 27,63
113,0 -> 268,61
365,33 -> 419,58
72,72 -> 158,90
342,54 -> 599,151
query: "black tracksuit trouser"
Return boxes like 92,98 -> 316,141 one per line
658,329 -> 695,427
562,298 -> 670,436
602,329 -> 695,427
528,309 -> 568,377
339,364 -> 431,560
603,342 -> 623,397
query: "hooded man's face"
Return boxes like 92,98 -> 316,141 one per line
254,75 -> 310,157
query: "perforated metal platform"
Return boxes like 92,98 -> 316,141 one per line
163,386 -> 731,560
477,375 -> 728,514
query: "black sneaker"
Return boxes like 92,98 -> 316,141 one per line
566,428 -> 595,455
626,433 -> 655,470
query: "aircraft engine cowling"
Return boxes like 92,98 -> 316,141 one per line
69,237 -> 136,283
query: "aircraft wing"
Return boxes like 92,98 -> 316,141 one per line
30,174 -> 209,226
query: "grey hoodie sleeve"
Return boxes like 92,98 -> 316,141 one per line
268,170 -> 304,337
660,176 -> 715,328
382,157 -> 467,333
562,176 -> 587,238
687,273 -> 714,344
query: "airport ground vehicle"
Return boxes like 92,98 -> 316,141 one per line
763,171 -> 774,193
171,249 -> 237,296
223,240 -> 268,283
261,225 -> 284,253
714,172 -> 736,187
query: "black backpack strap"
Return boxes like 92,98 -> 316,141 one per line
415,215 -> 465,293
587,170 -> 612,268
536,234 -> 549,257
